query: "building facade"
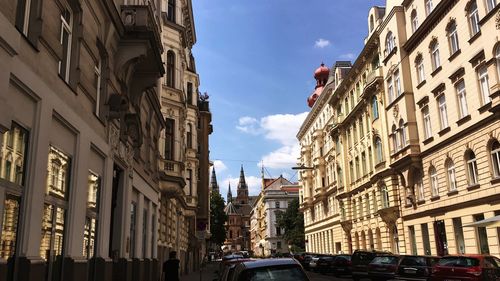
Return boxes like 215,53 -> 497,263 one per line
250,176 -> 299,257
0,0 -> 164,280
297,0 -> 500,257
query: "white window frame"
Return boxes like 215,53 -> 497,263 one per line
417,57 -> 425,83
447,161 -> 457,191
411,10 -> 419,33
59,6 -> 73,83
416,176 -> 425,201
387,77 -> 394,103
386,32 -> 395,55
467,151 -> 479,185
486,0 -> 497,12
399,119 -> 406,148
438,94 -> 449,129
425,0 -> 433,15
455,80 -> 469,118
21,0 -> 32,35
431,41 -> 441,70
478,66 -> 491,105
491,141 -> 500,178
448,22 -> 460,54
430,167 -> 439,197
94,60 -> 102,117
496,47 -> 500,80
468,2 -> 480,36
422,105 -> 432,139
394,70 -> 402,97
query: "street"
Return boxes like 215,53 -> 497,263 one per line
305,269 -> 353,281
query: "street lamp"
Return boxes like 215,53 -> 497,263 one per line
292,164 -> 314,170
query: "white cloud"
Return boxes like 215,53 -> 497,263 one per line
211,160 -> 227,173
220,176 -> 262,198
314,38 -> 331,48
339,53 -> 355,60
236,116 -> 261,135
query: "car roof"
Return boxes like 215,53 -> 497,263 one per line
238,258 -> 301,269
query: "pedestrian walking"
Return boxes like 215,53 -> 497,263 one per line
162,251 -> 180,281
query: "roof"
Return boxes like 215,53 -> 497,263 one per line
263,176 -> 294,191
224,202 -> 238,215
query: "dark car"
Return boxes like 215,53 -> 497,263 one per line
315,255 -> 336,273
218,259 -> 255,281
395,255 -> 440,281
431,255 -> 500,281
301,255 -> 314,270
229,258 -> 310,281
330,254 -> 352,277
367,254 -> 400,281
352,250 -> 392,281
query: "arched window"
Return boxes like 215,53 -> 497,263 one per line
447,20 -> 460,54
375,137 -> 383,163
429,166 -> 439,197
414,171 -> 425,201
415,54 -> 425,84
446,159 -> 457,192
430,40 -> 441,71
166,51 -> 175,88
411,10 -> 419,32
496,45 -> 500,81
372,96 -> 379,120
465,150 -> 479,185
491,140 -> 500,178
399,119 -> 406,148
385,32 -> 395,55
467,1 -> 480,36
392,125 -> 399,152
380,185 -> 390,208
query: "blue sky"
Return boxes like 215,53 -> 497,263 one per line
192,1 -> 386,200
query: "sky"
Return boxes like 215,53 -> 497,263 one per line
191,0 -> 386,200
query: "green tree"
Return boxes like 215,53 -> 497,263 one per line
276,198 -> 305,251
210,191 -> 227,247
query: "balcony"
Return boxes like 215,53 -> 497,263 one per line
159,159 -> 185,196
377,205 -> 400,226
362,67 -> 383,97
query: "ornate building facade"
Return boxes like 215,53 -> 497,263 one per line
250,176 -> 299,257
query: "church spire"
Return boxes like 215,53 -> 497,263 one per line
237,165 -> 248,190
210,167 -> 219,193
227,182 -> 232,203
236,165 -> 249,204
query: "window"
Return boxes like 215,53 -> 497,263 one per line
15,0 -> 42,45
466,150 -> 479,185
358,197 -> 363,218
411,10 -> 419,32
372,190 -> 378,212
355,157 -> 360,179
41,146 -> 71,281
352,199 -> 357,219
478,66 -> 491,105
387,77 -> 394,103
187,82 -> 193,105
380,185 -> 390,208
474,214 -> 490,254
399,119 -> 406,148
187,169 -> 193,195
430,40 -> 441,71
446,160 -> 457,192
83,172 -> 100,259
421,223 -> 432,255
166,51 -> 175,88
362,152 -> 367,175
447,21 -> 460,54
438,95 -> 449,129
429,166 -> 439,197
415,171 -> 425,201
425,0 -> 434,15
422,105 -> 432,139
392,125 -> 399,152
394,70 -> 402,97
167,0 -> 175,22
275,201 -> 280,209
375,137 -> 383,163
353,123 -> 358,143
187,123 -> 192,149
349,161 -> 354,183
385,32 -> 395,55
359,116 -> 364,136
409,226 -> 417,254
130,202 -> 137,257
337,166 -> 343,187
372,96 -> 379,120
59,5 -> 73,82
142,208 -> 148,258
455,81 -> 469,118
491,140 -> 500,178
365,194 -> 370,215
486,0 -> 497,12
453,218 -> 466,254
468,1 -> 480,36
164,118 -> 175,160
276,227 -> 281,236
496,46 -> 500,79
94,60 -> 102,117
415,55 -> 425,83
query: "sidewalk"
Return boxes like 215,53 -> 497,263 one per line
180,262 -> 219,281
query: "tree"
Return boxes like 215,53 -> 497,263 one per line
276,198 -> 305,251
209,191 -> 227,247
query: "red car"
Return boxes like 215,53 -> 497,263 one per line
431,255 -> 500,281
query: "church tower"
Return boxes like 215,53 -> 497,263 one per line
227,182 -> 233,203
210,167 -> 219,194
236,165 -> 249,204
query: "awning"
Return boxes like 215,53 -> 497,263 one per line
462,215 -> 500,228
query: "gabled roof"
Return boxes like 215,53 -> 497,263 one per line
263,176 -> 294,191
224,202 -> 238,215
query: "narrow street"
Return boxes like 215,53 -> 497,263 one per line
305,269 -> 353,281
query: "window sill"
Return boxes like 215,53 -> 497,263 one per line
478,101 -> 492,113
416,80 -> 427,89
405,203 -> 413,208
423,137 -> 434,145
468,31 -> 481,44
448,49 -> 461,62
467,183 -> 480,191
430,195 -> 440,202
438,127 -> 451,136
447,190 -> 458,196
491,177 -> 500,185
456,115 -> 471,126
417,199 -> 426,205
430,66 -> 442,77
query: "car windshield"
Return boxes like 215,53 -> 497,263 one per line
352,252 -> 374,264
238,266 -> 308,281
372,256 -> 398,264
400,257 -> 427,266
438,257 -> 480,267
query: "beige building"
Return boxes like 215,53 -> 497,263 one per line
0,0 -> 165,280
298,0 -> 500,257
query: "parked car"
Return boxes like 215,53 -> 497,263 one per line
352,250 -> 392,281
218,259 -> 254,281
309,256 -> 320,272
315,255 -> 336,273
431,255 -> 500,281
220,254 -> 245,275
301,254 -> 314,270
229,258 -> 310,281
330,254 -> 352,277
367,254 -> 400,281
395,255 -> 440,281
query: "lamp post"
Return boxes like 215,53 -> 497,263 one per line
291,164 -> 314,170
